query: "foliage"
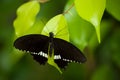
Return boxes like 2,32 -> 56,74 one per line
0,0 -> 120,80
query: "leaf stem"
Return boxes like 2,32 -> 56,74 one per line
37,0 -> 50,3
63,3 -> 74,15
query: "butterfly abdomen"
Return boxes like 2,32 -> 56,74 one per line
48,32 -> 54,57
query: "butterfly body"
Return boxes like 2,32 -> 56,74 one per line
48,32 -> 54,57
14,32 -> 86,69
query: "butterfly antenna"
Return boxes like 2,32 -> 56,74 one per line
55,32 -> 68,38
55,26 -> 67,36
52,21 -> 59,34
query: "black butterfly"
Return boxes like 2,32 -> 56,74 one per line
14,32 -> 86,68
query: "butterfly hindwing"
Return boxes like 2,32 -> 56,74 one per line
14,33 -> 87,68
14,34 -> 49,64
31,54 -> 47,65
54,59 -> 68,69
53,38 -> 86,68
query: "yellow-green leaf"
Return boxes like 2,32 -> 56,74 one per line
25,18 -> 46,35
41,14 -> 69,73
41,14 -> 69,41
74,0 -> 106,43
65,0 -> 94,51
13,1 -> 40,37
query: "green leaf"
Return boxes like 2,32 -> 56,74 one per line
41,14 -> 69,73
47,51 -> 62,74
106,0 -> 120,21
88,19 -> 113,51
25,18 -> 46,35
41,14 -> 69,41
64,0 -> 94,51
74,0 -> 106,43
13,1 -> 40,37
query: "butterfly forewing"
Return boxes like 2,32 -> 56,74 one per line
14,33 -> 87,68
53,38 -> 86,68
14,34 -> 49,64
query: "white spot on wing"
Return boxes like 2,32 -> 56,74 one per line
54,55 -> 61,59
31,51 -> 48,58
19,50 -> 48,58
20,50 -> 81,64
62,58 -> 79,63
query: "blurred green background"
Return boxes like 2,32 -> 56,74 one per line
0,0 -> 120,80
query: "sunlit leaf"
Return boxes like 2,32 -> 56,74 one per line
64,0 -> 94,51
89,19 -> 113,51
25,18 -> 46,34
13,1 -> 40,37
74,0 -> 106,43
41,14 -> 69,73
106,0 -> 120,21
41,14 -> 69,41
